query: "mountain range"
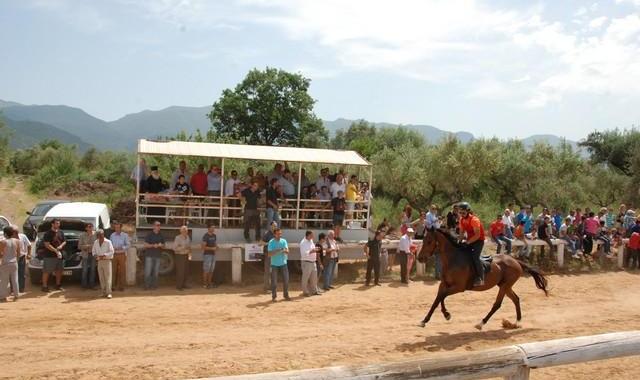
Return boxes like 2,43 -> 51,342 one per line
0,99 -> 583,153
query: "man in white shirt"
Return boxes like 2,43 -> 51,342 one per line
330,173 -> 346,199
225,170 -> 241,225
92,230 -> 114,299
13,225 -> 31,293
315,168 -> 331,193
501,209 -> 515,238
397,227 -> 414,284
300,231 -> 321,297
322,230 -> 339,290
171,160 -> 191,190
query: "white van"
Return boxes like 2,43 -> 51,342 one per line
28,202 -> 111,284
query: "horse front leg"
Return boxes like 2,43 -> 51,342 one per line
419,282 -> 448,327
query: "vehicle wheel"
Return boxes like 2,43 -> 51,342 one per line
158,251 -> 175,275
29,268 -> 42,285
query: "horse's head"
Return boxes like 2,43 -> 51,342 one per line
417,227 -> 438,263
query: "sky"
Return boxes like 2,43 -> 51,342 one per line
1,0 -> 640,140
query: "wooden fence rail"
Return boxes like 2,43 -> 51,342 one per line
195,331 -> 640,380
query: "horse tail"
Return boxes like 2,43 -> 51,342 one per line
517,259 -> 549,296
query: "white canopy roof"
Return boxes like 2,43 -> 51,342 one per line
137,139 -> 371,166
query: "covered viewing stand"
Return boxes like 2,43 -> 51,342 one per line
135,139 -> 373,245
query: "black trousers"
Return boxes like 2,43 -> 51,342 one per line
243,209 -> 261,240
468,240 -> 485,281
366,257 -> 380,284
397,252 -> 408,283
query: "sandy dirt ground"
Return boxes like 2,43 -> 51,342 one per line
1,269 -> 639,380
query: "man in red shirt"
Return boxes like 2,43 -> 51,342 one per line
490,214 -> 511,255
458,202 -> 486,286
190,164 -> 208,196
627,231 -> 640,269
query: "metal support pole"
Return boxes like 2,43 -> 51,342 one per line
134,152 -> 141,231
219,158 -> 225,228
295,162 -> 303,230
366,166 -> 373,230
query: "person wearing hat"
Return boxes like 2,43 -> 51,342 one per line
146,166 -> 166,194
457,202 -> 486,287
110,221 -> 130,291
397,227 -> 414,284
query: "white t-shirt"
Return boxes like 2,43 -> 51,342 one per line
324,238 -> 339,258
502,215 -> 514,229
330,181 -> 345,199
398,234 -> 412,253
225,178 -> 240,197
299,238 -> 317,261
315,176 -> 331,192
18,233 -> 31,257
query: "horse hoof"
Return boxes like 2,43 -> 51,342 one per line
474,321 -> 484,331
444,312 -> 451,321
418,321 -> 426,328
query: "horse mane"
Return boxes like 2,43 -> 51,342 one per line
435,228 -> 463,249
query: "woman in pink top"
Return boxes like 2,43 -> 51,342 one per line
584,212 -> 600,236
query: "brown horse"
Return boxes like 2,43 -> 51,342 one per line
417,228 -> 548,330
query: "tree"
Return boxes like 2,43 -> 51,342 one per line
332,120 -> 424,159
579,128 -> 640,175
208,67 -> 328,147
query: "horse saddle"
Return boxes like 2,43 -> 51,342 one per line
480,255 -> 493,274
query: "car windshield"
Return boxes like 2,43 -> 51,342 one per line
31,204 -> 57,216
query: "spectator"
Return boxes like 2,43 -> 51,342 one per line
244,167 -> 255,185
170,160 -> 191,189
92,229 -> 114,299
268,163 -> 284,182
241,182 -> 261,243
266,178 -> 282,228
490,214 -> 511,254
400,205 -> 413,235
79,222 -> 96,290
268,228 -> 290,302
397,227 -> 414,284
300,230 -> 321,297
412,212 -> 427,239
623,210 -> 637,235
0,226 -> 20,302
146,166 -> 166,194
345,175 -> 359,222
502,209 -> 515,238
630,218 -> 640,235
207,165 -> 222,197
174,174 -> 190,195
279,170 -> 296,198
522,206 -> 534,234
318,185 -> 331,201
262,221 -> 278,292
331,190 -> 346,242
299,168 -> 311,189
201,224 -> 218,289
574,208 -> 583,226
426,204 -> 440,229
627,230 -> 640,269
190,164 -> 208,196
42,219 -> 66,292
130,158 -> 148,191
143,221 -> 165,290
552,209 -> 563,234
14,226 -> 31,293
322,230 -> 339,290
617,204 -> 627,226
364,230 -> 383,286
446,205 -> 459,233
110,221 -> 130,292
605,207 -> 615,229
597,220 -> 613,258
514,220 -> 529,259
224,170 -> 241,226
330,173 -> 346,199
316,232 -> 326,279
559,217 -> 579,259
537,216 -> 554,262
173,225 -> 191,291
315,168 -> 331,192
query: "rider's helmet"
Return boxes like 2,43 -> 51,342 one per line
457,202 -> 471,211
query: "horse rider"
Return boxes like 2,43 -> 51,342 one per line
457,202 -> 486,287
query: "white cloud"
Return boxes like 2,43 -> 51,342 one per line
588,16 -> 608,29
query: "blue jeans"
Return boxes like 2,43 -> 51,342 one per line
266,208 -> 281,228
144,256 -> 161,288
323,258 -> 336,289
81,254 -> 96,288
493,235 -> 512,254
561,236 -> 577,254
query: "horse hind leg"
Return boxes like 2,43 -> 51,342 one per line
475,287 -> 507,330
505,289 -> 522,327
441,298 -> 451,321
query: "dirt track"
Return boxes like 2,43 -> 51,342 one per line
1,270 -> 639,380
